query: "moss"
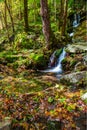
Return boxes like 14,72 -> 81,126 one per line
62,56 -> 78,72
55,48 -> 63,58
70,59 -> 77,67
27,52 -> 46,68
12,52 -> 47,70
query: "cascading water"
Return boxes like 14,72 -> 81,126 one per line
69,13 -> 80,37
73,14 -> 80,28
42,48 -> 66,73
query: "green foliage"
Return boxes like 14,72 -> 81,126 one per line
55,48 -> 63,58
28,52 -> 47,68
14,32 -> 42,50
59,98 -> 66,103
14,32 -> 30,49
0,50 -> 18,63
48,97 -> 54,103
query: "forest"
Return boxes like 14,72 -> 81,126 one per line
0,0 -> 87,130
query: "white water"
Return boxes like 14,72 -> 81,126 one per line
69,32 -> 74,37
73,14 -> 80,28
42,48 -> 66,73
69,13 -> 80,37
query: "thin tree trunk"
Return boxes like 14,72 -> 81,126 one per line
40,0 -> 53,49
3,4 -> 10,40
0,14 -> 4,29
4,0 -> 15,33
24,0 -> 29,32
54,0 -> 57,21
19,0 -> 22,20
33,0 -> 36,23
61,0 -> 68,36
59,0 -> 64,31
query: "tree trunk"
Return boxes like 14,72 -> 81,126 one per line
40,0 -> 53,49
59,0 -> 64,30
4,0 -> 15,33
61,0 -> 68,36
24,0 -> 29,32
3,3 -> 10,40
0,14 -> 4,30
19,0 -> 22,20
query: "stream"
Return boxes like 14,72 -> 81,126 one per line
42,48 -> 66,73
41,13 -> 81,75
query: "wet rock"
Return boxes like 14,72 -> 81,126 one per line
66,42 -> 87,53
74,61 -> 87,71
60,71 -> 86,84
83,54 -> 87,65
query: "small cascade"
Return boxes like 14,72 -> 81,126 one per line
42,48 -> 66,73
73,13 -> 80,28
69,32 -> 74,37
69,13 -> 81,37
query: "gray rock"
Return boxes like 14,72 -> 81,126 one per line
83,54 -> 87,65
60,71 -> 86,84
0,119 -> 11,130
74,61 -> 87,71
81,92 -> 87,100
66,42 -> 87,53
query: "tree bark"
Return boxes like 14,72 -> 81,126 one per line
59,0 -> 64,30
19,0 -> 22,20
0,14 -> 4,30
61,0 -> 68,36
24,0 -> 29,33
4,0 -> 15,33
3,3 -> 10,40
40,0 -> 53,49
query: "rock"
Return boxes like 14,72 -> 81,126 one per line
81,92 -> 87,100
74,62 -> 87,71
60,71 -> 86,84
0,118 -> 11,130
66,42 -> 87,53
83,54 -> 87,65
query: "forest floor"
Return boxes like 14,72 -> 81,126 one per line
0,21 -> 87,130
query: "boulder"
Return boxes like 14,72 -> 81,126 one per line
66,42 -> 87,53
59,71 -> 86,84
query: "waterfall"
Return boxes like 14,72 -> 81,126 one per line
69,13 -> 80,37
42,48 -> 66,73
73,14 -> 80,28
69,32 -> 74,37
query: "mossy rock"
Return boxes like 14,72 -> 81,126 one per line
5,55 -> 18,63
13,52 -> 47,70
55,48 -> 63,58
29,53 -> 47,69
62,56 -> 77,71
